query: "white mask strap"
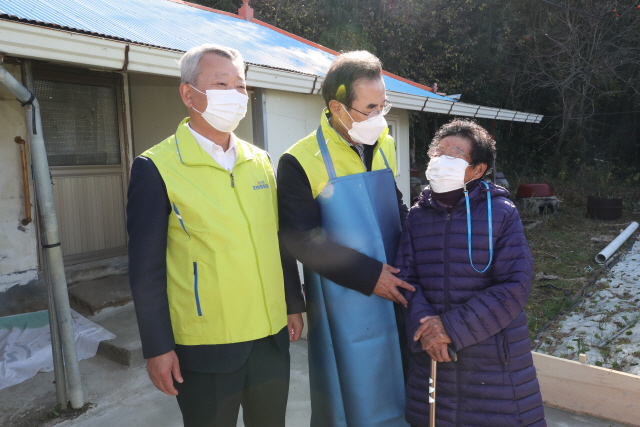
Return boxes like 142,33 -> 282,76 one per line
189,84 -> 205,115
189,84 -> 206,95
463,178 -> 475,192
341,103 -> 356,123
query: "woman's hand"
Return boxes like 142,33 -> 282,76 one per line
425,342 -> 451,363
414,315 -> 452,362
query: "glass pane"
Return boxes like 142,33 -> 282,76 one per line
34,79 -> 121,166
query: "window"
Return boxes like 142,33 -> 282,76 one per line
34,80 -> 121,166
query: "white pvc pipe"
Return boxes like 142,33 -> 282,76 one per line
596,222 -> 639,264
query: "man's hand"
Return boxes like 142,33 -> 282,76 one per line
287,313 -> 304,342
414,315 -> 452,362
147,350 -> 183,396
373,264 -> 415,307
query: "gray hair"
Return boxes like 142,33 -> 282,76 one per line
321,50 -> 382,109
179,44 -> 244,85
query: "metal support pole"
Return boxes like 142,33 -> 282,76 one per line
20,62 -> 69,410
46,260 -> 69,409
491,119 -> 497,183
0,55 -> 84,409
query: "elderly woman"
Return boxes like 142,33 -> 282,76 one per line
395,120 -> 546,427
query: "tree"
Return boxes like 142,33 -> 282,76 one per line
514,0 -> 640,173
186,0 -> 640,179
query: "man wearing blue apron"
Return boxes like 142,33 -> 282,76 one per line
277,51 -> 412,427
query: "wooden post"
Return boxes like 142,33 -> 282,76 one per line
429,358 -> 437,427
14,136 -> 32,225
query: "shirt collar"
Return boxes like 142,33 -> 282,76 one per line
188,123 -> 237,156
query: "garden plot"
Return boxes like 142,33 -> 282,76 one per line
534,240 -> 640,374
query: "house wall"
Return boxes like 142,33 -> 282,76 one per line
389,107 -> 411,206
0,64 -> 39,292
128,73 -> 253,157
263,89 -> 326,165
129,73 -> 188,157
264,89 -> 411,204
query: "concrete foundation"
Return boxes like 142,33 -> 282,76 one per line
68,275 -> 132,316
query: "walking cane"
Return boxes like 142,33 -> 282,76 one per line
429,344 -> 458,427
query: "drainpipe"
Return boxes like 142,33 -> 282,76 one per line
0,55 -> 84,409
21,61 -> 69,411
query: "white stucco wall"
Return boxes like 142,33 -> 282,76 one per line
264,89 -> 411,204
0,64 -> 39,291
389,107 -> 411,205
264,89 -> 326,167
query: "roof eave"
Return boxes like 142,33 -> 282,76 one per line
0,19 -> 542,123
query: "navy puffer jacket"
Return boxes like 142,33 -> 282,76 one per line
395,182 -> 545,427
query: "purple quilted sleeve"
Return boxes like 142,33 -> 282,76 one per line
396,212 -> 436,353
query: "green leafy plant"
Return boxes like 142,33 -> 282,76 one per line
573,337 -> 587,354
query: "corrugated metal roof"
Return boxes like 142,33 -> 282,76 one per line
0,0 -> 450,100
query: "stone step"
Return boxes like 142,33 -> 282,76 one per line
89,301 -> 144,367
68,274 -> 132,316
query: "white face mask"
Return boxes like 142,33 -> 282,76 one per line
426,156 -> 470,193
339,104 -> 387,145
190,85 -> 248,133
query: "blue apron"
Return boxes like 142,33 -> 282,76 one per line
305,126 -> 408,427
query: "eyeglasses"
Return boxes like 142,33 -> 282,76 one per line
348,100 -> 392,120
428,145 -> 472,160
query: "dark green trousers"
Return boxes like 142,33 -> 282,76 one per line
174,335 -> 290,427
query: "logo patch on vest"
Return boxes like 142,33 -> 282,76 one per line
253,180 -> 270,190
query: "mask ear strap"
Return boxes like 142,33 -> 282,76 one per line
463,178 -> 474,193
341,103 -> 356,122
338,116 -> 349,130
189,84 -> 206,115
189,84 -> 206,95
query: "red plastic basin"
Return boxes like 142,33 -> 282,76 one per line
516,183 -> 553,198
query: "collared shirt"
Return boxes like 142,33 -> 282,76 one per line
188,124 -> 238,172
346,140 -> 367,170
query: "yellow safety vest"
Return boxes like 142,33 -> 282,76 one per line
284,109 -> 398,198
142,118 -> 287,345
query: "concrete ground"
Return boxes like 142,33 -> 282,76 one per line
1,337 -> 632,427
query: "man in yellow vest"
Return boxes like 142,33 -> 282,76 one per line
127,44 -> 304,427
277,51 -> 413,426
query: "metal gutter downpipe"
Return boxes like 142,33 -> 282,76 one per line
0,55 -> 84,409
21,61 -> 68,411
